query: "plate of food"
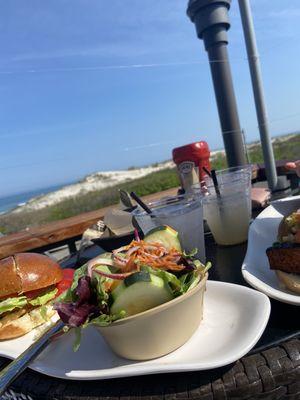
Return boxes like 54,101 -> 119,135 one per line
242,195 -> 300,305
0,227 -> 270,380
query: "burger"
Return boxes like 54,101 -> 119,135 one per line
266,209 -> 300,294
0,253 -> 64,340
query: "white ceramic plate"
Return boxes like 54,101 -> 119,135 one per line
0,281 -> 270,380
242,195 -> 300,306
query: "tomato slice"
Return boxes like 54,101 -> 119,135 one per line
55,268 -> 75,297
62,269 -> 75,280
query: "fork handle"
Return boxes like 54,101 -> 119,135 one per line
0,320 -> 65,396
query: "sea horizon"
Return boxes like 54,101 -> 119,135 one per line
0,183 -> 70,214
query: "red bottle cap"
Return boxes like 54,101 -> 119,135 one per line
172,141 -> 211,181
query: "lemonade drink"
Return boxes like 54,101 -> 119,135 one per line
203,177 -> 251,246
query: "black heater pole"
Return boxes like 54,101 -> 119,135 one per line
187,0 -> 247,167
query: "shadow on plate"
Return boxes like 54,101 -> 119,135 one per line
91,232 -> 136,252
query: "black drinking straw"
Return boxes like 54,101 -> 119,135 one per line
203,166 -> 212,178
130,191 -> 153,215
211,169 -> 221,198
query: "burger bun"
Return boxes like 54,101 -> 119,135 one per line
275,270 -> 300,295
0,304 -> 55,340
0,253 -> 63,298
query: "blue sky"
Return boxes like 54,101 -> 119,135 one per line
1,0 -> 300,196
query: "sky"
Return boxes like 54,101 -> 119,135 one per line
1,0 -> 300,196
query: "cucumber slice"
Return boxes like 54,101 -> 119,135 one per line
124,271 -> 151,287
111,271 -> 151,301
110,273 -> 173,317
144,225 -> 182,252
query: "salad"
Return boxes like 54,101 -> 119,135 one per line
54,225 -> 211,347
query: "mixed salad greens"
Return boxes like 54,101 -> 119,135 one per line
54,225 -> 211,347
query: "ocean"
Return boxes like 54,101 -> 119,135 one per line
0,184 -> 67,214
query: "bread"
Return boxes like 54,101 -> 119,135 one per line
266,246 -> 300,274
275,270 -> 300,295
266,210 -> 300,295
0,253 -> 63,298
0,304 -> 55,340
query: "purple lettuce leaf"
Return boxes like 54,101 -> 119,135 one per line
75,275 -> 92,305
55,302 -> 97,327
54,276 -> 100,327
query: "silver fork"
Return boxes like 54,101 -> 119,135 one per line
0,320 -> 65,396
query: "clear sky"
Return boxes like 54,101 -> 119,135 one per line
1,0 -> 300,196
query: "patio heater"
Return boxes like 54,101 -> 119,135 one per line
187,0 -> 247,167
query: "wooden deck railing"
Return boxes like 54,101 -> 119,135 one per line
0,188 -> 178,259
0,161 -> 298,259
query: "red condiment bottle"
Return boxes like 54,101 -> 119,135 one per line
172,141 -> 211,191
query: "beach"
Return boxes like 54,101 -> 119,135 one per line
5,161 -> 175,215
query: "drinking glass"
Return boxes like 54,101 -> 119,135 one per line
203,177 -> 251,246
216,164 -> 252,186
132,194 -> 205,262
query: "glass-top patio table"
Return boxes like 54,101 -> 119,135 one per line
0,230 -> 299,400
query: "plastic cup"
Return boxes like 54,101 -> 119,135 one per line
132,194 -> 205,262
203,177 -> 251,246
216,164 -> 252,186
203,164 -> 252,187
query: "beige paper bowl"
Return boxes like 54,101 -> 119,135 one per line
95,273 -> 208,360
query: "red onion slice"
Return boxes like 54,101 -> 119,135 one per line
87,258 -> 115,278
134,228 -> 141,242
126,245 -> 140,257
113,254 -> 127,265
93,268 -> 135,280
112,246 -> 128,254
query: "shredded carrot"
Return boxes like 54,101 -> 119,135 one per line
116,240 -> 185,272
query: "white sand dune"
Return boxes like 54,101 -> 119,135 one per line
10,161 -> 175,213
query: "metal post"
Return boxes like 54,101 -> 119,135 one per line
187,0 -> 247,167
238,0 -> 278,191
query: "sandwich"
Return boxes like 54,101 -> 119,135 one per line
0,253 -> 63,339
266,209 -> 300,294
